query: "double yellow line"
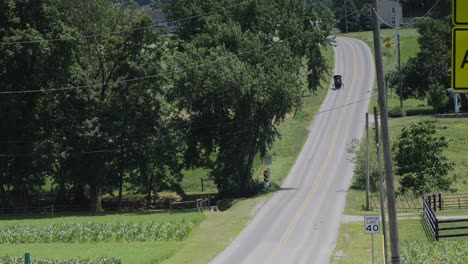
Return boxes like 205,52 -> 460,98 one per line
264,38 -> 359,264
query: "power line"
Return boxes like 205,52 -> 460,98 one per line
372,0 -> 442,29
0,5 -> 366,95
0,0 -> 253,46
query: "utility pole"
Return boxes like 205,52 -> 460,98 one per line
365,113 -> 370,211
370,1 -> 400,263
396,0 -> 404,116
374,106 -> 389,264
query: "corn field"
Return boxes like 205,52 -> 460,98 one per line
0,219 -> 197,244
401,241 -> 468,264
0,257 -> 121,264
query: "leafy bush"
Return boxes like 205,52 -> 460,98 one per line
388,106 -> 403,117
0,219 -> 197,244
0,257 -> 121,264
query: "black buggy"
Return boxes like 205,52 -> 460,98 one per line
333,75 -> 343,89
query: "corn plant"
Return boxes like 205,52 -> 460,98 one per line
0,219 -> 197,244
401,241 -> 468,264
0,257 -> 121,264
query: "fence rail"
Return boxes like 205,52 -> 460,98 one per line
422,195 -> 468,241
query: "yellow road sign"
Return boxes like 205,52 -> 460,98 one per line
453,0 -> 468,25
452,28 -> 468,91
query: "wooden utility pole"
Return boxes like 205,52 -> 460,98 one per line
370,2 -> 401,263
374,107 -> 389,264
365,113 -> 370,211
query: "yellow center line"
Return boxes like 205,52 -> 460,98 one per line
264,38 -> 359,264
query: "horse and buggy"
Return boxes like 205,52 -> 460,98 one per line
332,75 -> 343,89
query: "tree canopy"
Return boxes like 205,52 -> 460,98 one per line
0,0 -> 335,209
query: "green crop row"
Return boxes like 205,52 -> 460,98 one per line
0,220 -> 197,244
0,256 -> 121,264
401,241 -> 468,264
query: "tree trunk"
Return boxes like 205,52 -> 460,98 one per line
146,169 -> 155,210
240,126 -> 259,196
90,184 -> 102,212
118,172 -> 123,210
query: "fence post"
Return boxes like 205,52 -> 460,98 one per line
169,200 -> 173,215
428,196 -> 432,210
24,253 -> 30,264
438,193 -> 442,211
435,218 -> 439,241
433,194 -> 437,212
201,178 -> 204,192
459,198 -> 461,209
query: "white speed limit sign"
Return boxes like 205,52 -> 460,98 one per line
364,215 -> 380,234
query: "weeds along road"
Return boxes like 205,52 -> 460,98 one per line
209,37 -> 375,264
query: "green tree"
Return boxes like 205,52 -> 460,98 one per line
0,0 -> 80,208
400,17 -> 452,108
393,121 -> 454,194
165,0 -> 334,196
349,139 -> 380,192
333,0 -> 360,33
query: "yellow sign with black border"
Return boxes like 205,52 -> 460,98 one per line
453,0 -> 468,25
452,28 -> 468,91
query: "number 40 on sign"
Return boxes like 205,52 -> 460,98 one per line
364,215 -> 380,234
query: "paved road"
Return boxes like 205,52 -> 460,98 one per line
209,37 -> 375,264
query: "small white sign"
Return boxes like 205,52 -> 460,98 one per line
364,215 -> 380,234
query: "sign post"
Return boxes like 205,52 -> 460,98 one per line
452,0 -> 468,91
263,156 -> 271,190
365,215 -> 380,264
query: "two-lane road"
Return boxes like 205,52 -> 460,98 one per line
209,37 -> 375,264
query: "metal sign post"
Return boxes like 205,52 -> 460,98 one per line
365,215 -> 381,264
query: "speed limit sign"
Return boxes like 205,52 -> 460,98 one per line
364,215 -> 380,234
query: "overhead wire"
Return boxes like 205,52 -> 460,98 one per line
0,5 -> 366,95
372,0 -> 442,29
